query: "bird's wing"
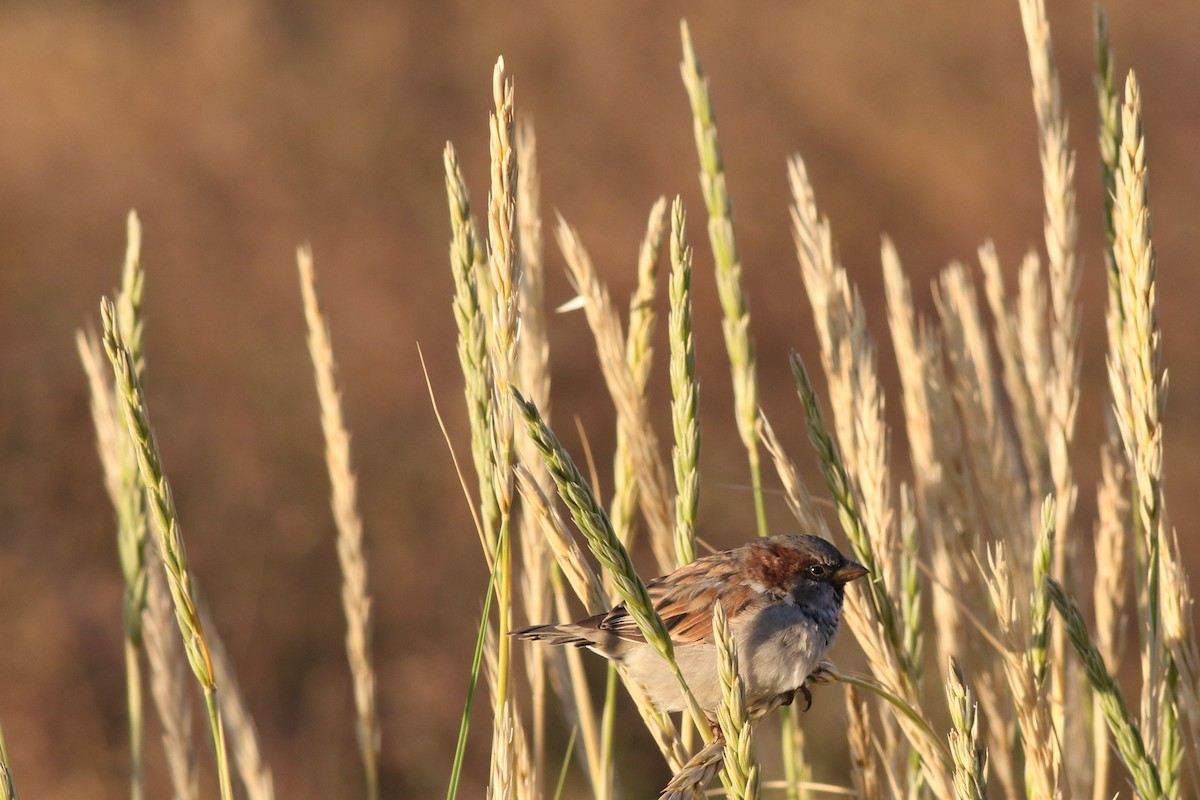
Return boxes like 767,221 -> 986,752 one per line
595,554 -> 751,646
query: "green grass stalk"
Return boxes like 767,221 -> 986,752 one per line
668,197 -> 700,568
715,601 -> 759,800
444,142 -> 499,558
679,20 -> 768,541
80,211 -> 151,800
116,211 -> 148,800
1048,578 -> 1163,798
790,353 -> 903,657
1030,496 -> 1055,687
100,298 -> 233,800
513,388 -> 712,741
446,538 -> 502,800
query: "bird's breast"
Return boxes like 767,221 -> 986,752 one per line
736,601 -> 839,699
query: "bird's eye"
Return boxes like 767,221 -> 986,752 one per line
808,564 -> 829,579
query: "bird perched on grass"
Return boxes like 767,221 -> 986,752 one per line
514,533 -> 867,716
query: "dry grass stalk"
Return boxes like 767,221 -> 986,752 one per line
486,57 -> 521,519
77,329 -> 126,505
979,241 -> 1047,497
196,595 -> 275,800
679,20 -> 767,539
555,217 -> 676,573
143,565 -> 198,800
296,245 -> 380,800
514,117 -> 555,792
906,254 -> 1021,793
414,10 -> 1194,798
757,412 -> 830,541
790,174 -> 919,793
1091,431 -> 1129,800
1011,249 -> 1052,480
484,56 -> 522,790
628,198 -> 668,393
1109,71 -> 1190,796
610,198 -> 668,554
845,686 -> 879,800
1109,67 -> 1163,751
483,629 -> 536,800
1018,0 -> 1082,505
79,210 -> 153,800
100,298 -> 234,800
790,356 -> 951,799
487,703 -> 515,800
789,155 -> 898,611
486,57 -> 522,432
980,542 -> 1063,799
659,738 -> 726,800
668,197 -> 700,567
934,264 -> 1027,561
515,466 -> 607,615
1019,0 -> 1082,754
882,243 -> 975,716
881,238 -> 940,507
514,467 -> 606,799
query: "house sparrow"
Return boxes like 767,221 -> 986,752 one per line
514,533 -> 867,716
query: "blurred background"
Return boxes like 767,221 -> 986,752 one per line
0,0 -> 1197,797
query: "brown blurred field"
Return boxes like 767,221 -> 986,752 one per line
1,1 -> 1197,797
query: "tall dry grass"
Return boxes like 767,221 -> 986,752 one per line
10,2 -> 1184,800
433,4 -> 1195,799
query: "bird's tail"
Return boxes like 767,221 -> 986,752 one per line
510,623 -> 594,648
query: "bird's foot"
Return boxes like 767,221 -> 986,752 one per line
801,682 -> 814,711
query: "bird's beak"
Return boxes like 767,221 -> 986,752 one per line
832,560 -> 869,584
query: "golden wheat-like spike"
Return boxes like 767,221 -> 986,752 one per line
610,197 -> 668,560
945,658 -> 988,800
979,541 -> 1063,799
297,246 -> 380,799
555,215 -> 676,573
